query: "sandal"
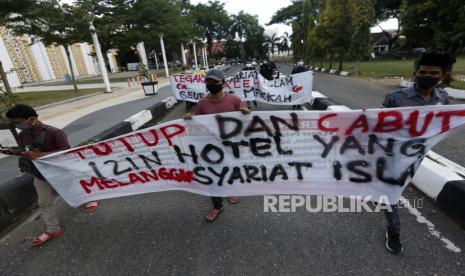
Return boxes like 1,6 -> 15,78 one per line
206,208 -> 224,222
227,197 -> 238,204
85,201 -> 99,213
32,227 -> 64,246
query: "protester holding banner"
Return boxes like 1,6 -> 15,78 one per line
242,61 -> 258,109
381,53 -> 454,254
259,59 -> 274,81
181,64 -> 197,113
3,105 -> 70,246
184,68 -> 250,221
291,60 -> 309,110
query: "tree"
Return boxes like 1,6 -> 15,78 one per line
374,0 -> 402,54
0,0 -> 36,107
281,32 -> 291,57
349,0 -> 375,75
266,33 -> 280,58
190,1 -> 230,56
269,0 -> 321,60
228,11 -> 267,60
230,13 -> 246,60
243,19 -> 266,59
316,0 -> 352,71
401,0 -> 465,82
8,0 -> 90,92
401,0 -> 465,59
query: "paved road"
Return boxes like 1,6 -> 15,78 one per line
0,86 -> 174,184
0,65 -> 464,275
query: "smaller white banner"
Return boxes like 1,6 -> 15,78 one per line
170,70 -> 313,105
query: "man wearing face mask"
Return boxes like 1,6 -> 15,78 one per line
381,53 -> 454,254
2,104 -> 70,246
184,69 -> 250,222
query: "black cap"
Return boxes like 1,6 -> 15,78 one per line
205,69 -> 225,81
417,53 -> 455,69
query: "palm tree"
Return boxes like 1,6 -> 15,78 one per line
266,33 -> 280,58
230,12 -> 249,60
281,32 -> 291,57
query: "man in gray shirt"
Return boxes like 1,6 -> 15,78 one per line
382,53 -> 454,254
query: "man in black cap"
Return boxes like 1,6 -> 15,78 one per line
381,53 -> 454,254
184,68 -> 250,222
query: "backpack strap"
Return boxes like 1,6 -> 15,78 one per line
31,125 -> 50,151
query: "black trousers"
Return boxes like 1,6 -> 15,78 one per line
384,204 -> 400,234
211,197 -> 223,210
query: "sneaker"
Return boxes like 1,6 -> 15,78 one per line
385,231 -> 403,254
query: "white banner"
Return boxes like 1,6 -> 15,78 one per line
34,105 -> 465,207
170,70 -> 313,105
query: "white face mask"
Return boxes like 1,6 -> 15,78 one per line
246,64 -> 252,68
297,61 -> 304,66
15,117 -> 36,130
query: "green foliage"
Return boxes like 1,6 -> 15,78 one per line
374,0 -> 401,21
401,0 -> 465,58
7,0 -> 90,47
190,1 -> 230,52
349,0 -> 376,61
268,1 -> 303,25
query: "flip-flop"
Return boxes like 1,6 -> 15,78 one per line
227,197 -> 238,204
206,208 -> 224,222
32,227 -> 64,246
85,201 -> 99,213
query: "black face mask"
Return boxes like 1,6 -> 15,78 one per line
206,83 -> 223,94
416,76 -> 440,90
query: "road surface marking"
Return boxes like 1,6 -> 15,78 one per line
400,196 -> 461,253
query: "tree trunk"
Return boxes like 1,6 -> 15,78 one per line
329,53 -> 333,69
0,60 -> 15,107
354,60 -> 360,76
320,56 -> 323,68
338,54 -> 344,72
240,35 -> 246,61
64,45 -> 79,93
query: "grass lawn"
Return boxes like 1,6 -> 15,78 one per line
315,56 -> 465,89
451,80 -> 465,90
0,88 -> 104,113
11,88 -> 103,108
1,88 -> 103,123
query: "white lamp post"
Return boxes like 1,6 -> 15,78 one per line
89,20 -> 111,93
159,34 -> 169,77
192,42 -> 198,68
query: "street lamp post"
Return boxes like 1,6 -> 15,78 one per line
204,47 -> 209,68
192,42 -> 198,68
89,20 -> 111,93
159,34 -> 169,77
181,43 -> 187,65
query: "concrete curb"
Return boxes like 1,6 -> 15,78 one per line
309,66 -> 349,77
0,96 -> 179,232
310,91 -> 465,220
